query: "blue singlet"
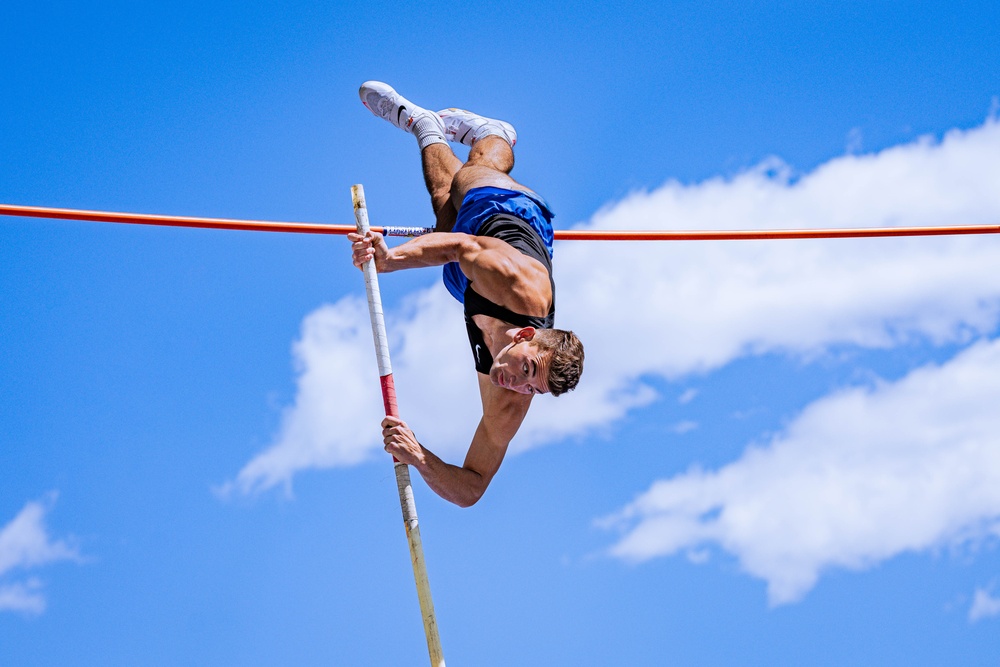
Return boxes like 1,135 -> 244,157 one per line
442,186 -> 555,303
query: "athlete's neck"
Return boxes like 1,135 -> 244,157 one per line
474,315 -> 515,358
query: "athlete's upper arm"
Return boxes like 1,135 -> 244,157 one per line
456,237 -> 550,309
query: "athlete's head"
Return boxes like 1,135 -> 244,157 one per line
490,327 -> 584,396
532,328 -> 584,396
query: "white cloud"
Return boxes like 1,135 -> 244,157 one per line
230,117 -> 1000,494
554,119 -> 1000,422
600,338 -> 1000,605
969,586 -> 1000,622
0,493 -> 80,615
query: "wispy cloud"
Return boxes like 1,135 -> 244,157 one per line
969,586 -> 1000,622
671,421 -> 698,435
228,117 -> 1000,495
0,579 -> 46,615
600,338 -> 1000,605
678,389 -> 699,405
0,493 -> 81,615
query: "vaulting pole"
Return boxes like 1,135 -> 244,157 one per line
351,184 -> 445,667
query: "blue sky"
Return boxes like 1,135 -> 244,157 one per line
3,1 -> 1000,664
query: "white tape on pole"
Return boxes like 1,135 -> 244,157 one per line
352,184 -> 393,377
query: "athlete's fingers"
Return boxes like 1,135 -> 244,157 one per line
381,415 -> 405,430
348,232 -> 382,249
382,421 -> 413,445
349,232 -> 372,271
352,245 -> 375,265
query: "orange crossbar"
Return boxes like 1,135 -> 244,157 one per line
0,203 -> 358,235
554,225 -> 1000,241
3,203 -> 1000,241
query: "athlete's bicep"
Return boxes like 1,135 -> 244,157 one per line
457,238 -> 549,306
454,236 -> 503,284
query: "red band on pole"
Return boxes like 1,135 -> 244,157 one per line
380,373 -> 399,419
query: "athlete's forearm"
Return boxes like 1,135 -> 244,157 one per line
382,232 -> 472,272
411,447 -> 489,508
381,415 -> 490,507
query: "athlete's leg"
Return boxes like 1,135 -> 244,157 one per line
359,81 -> 465,232
422,143 -> 463,232
437,107 -> 534,208
359,83 -> 536,229
449,136 -> 534,211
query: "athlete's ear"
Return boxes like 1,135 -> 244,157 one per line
514,327 -> 536,342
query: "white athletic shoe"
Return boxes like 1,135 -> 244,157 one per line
359,81 -> 446,148
437,108 -> 517,147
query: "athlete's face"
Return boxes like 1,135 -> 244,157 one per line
490,328 -> 551,395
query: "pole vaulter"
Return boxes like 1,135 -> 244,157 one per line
352,184 -> 446,667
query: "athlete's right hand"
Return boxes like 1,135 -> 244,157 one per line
348,231 -> 390,272
381,416 -> 426,467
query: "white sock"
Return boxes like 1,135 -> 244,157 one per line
411,112 -> 447,150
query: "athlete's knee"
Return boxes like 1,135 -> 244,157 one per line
468,135 -> 514,172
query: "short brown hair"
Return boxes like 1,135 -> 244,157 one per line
532,328 -> 584,397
